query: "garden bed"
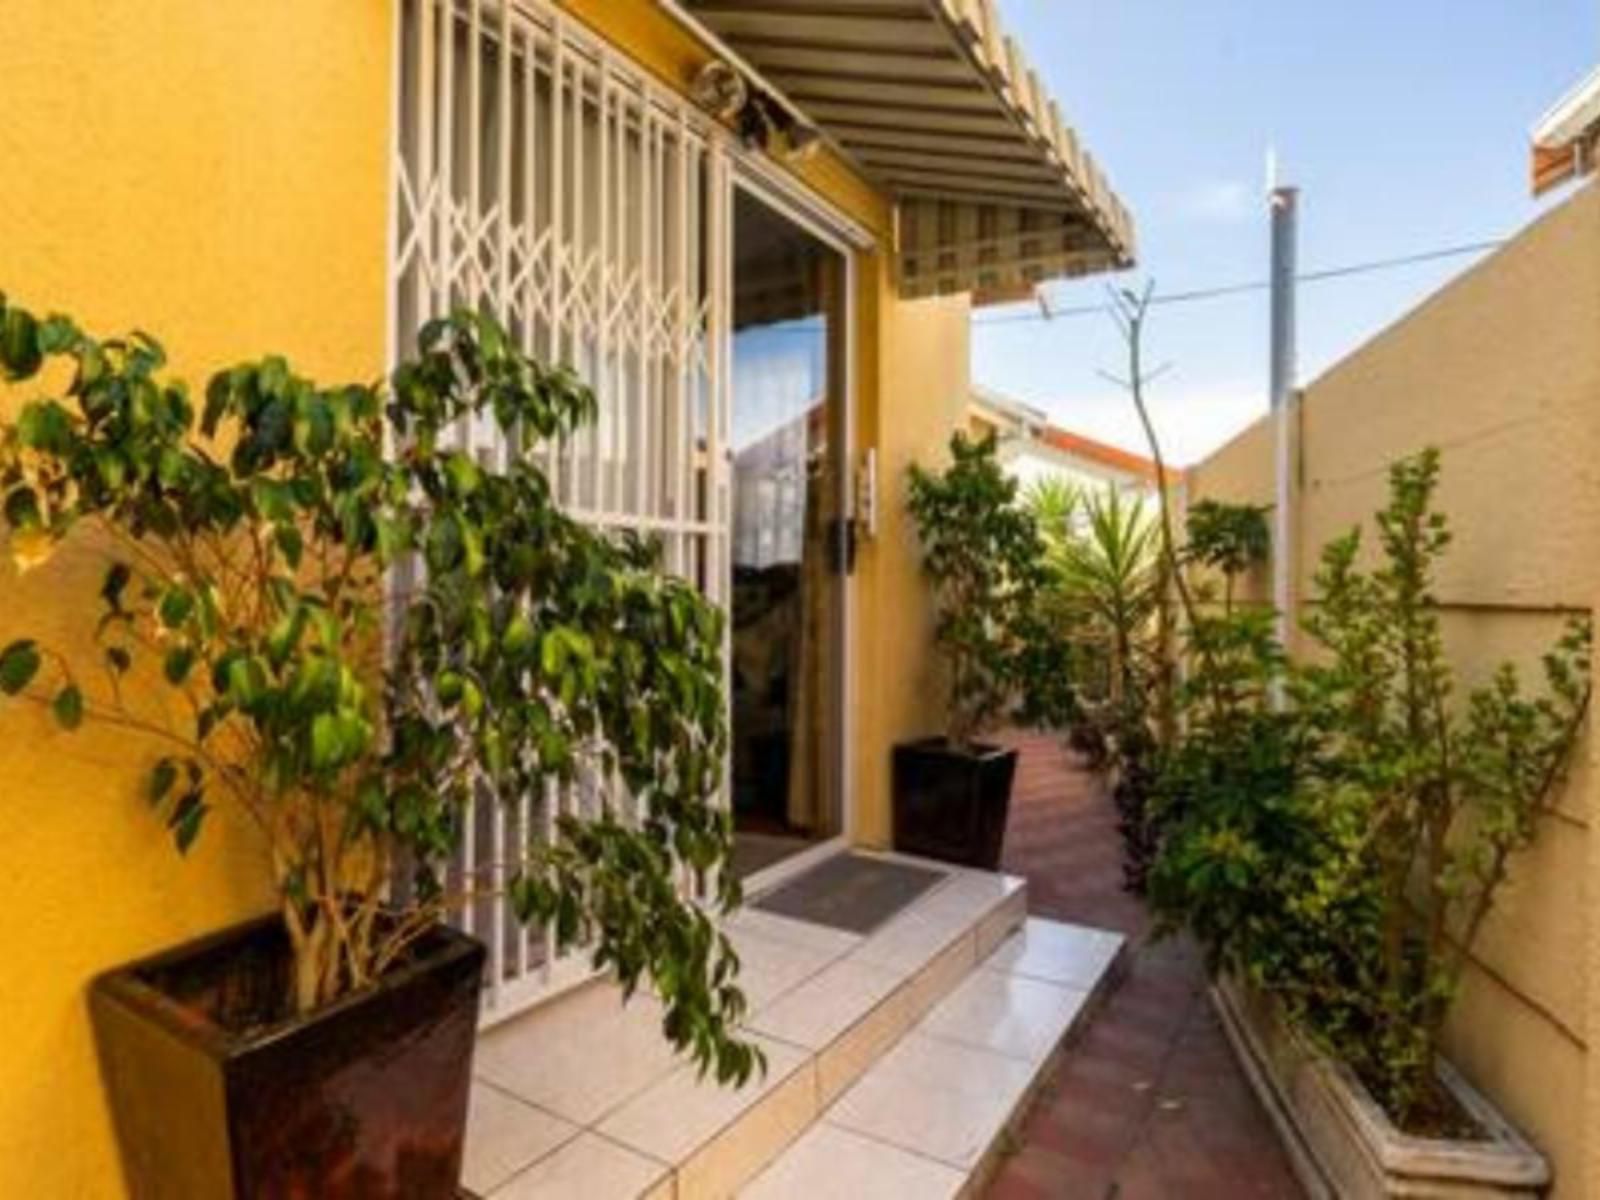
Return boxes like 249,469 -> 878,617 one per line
1211,975 -> 1549,1199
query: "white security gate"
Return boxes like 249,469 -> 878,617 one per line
390,0 -> 732,1023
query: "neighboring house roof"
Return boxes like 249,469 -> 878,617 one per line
969,385 -> 1182,487
1531,66 -> 1600,196
1034,425 -> 1174,486
671,0 -> 1134,299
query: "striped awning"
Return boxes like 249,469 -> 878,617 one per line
678,0 -> 1136,300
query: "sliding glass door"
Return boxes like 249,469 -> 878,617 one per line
727,186 -> 847,879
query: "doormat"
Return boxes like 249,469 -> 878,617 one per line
752,854 -> 946,935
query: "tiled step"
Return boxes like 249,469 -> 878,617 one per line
460,855 -> 1030,1199
739,916 -> 1126,1198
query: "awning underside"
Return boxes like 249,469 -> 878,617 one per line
682,0 -> 1136,300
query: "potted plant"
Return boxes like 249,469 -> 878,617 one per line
0,294 -> 756,1198
896,432 -> 1048,870
1150,451 -> 1590,1198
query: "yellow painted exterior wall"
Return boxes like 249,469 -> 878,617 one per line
0,2 -> 395,1194
0,3 -> 974,1194
852,277 -> 975,846
1186,183 -> 1600,1197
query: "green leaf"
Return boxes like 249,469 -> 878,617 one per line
225,656 -> 267,708
503,612 -> 536,658
1,306 -> 42,380
274,524 -> 304,570
310,712 -> 343,770
250,479 -> 295,523
157,587 -> 193,630
201,371 -> 233,437
16,400 -> 72,452
51,684 -> 83,730
3,486 -> 39,530
100,562 -> 132,612
170,793 -> 208,854
0,640 -> 41,695
443,452 -> 483,496
149,758 -> 179,805
163,646 -> 195,685
36,315 -> 78,354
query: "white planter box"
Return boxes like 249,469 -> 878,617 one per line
1211,975 -> 1550,1198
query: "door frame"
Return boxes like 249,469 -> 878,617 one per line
726,156 -> 863,896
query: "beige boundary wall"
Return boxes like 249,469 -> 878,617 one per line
1186,183 -> 1600,1197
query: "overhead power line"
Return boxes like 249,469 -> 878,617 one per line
970,237 -> 1507,328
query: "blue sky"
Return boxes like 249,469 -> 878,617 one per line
973,1 -> 1596,464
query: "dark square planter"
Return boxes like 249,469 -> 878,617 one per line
89,914 -> 485,1200
892,737 -> 1018,870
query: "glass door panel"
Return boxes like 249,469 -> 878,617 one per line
728,188 -> 845,879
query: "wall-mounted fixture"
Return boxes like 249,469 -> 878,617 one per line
687,56 -> 823,165
690,60 -> 746,122
855,448 -> 878,541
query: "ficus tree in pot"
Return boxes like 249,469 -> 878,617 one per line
895,432 -> 1053,869
0,293 -> 755,1194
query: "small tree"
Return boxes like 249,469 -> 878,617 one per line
0,294 -> 758,1083
1152,449 -> 1591,1129
1184,498 -> 1271,616
906,432 -> 1049,747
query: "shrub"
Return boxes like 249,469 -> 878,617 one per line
907,432 -> 1059,746
0,294 -> 759,1083
1184,498 -> 1270,615
1151,450 -> 1590,1128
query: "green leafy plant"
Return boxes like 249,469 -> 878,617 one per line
1020,476 -> 1082,539
1151,449 -> 1591,1129
1184,498 -> 1270,615
1041,485 -> 1160,710
0,293 -> 759,1083
906,432 -> 1052,747
1025,483 -> 1165,881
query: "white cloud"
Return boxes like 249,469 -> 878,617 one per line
1173,178 -> 1257,224
1040,380 -> 1265,467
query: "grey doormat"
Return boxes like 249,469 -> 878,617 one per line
751,854 -> 946,934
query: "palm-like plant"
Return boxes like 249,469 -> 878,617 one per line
1022,477 -> 1082,543
1040,485 -> 1161,707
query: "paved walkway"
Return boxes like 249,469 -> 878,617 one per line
985,731 -> 1304,1200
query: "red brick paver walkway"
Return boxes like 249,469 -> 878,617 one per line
986,731 -> 1304,1200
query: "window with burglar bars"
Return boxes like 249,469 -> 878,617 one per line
391,0 -> 733,1023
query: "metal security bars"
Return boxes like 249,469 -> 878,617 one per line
390,0 -> 731,1024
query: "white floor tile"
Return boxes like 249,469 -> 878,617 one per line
916,869 -> 1026,918
921,969 -> 1088,1063
463,1083 -> 580,1197
596,1034 -> 812,1164
850,905 -> 974,973
476,983 -> 682,1125
724,925 -> 846,1011
488,1133 -> 669,1199
723,907 -> 863,958
738,1124 -> 965,1200
750,957 -> 902,1049
985,918 -> 1124,989
827,1033 -> 1034,1168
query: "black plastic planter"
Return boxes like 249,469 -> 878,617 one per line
90,915 -> 485,1200
892,737 -> 1018,870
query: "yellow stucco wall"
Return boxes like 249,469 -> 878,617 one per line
851,274 -> 975,846
1186,183 -> 1600,1197
0,3 -> 968,1193
0,2 -> 393,1194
